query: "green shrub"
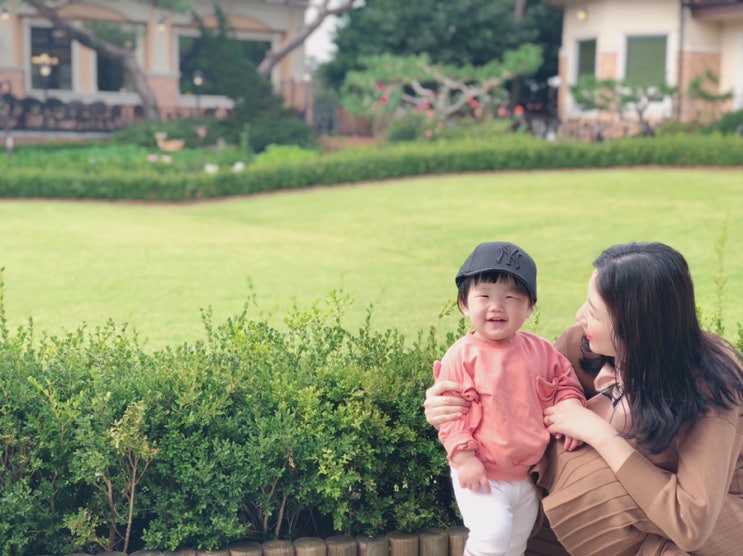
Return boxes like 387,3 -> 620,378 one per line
0,288 -> 458,552
383,113 -> 431,143
252,144 -> 321,167
655,119 -> 706,136
704,109 -> 743,135
2,135 -> 742,201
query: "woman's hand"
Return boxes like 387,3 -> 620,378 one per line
544,398 -> 611,444
424,380 -> 469,429
544,398 -> 635,472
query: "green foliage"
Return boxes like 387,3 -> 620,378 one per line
655,119 -> 706,136
103,4 -> 316,153
321,0 -> 560,91
6,141 -> 248,176
340,45 -> 542,128
0,285 -> 458,551
571,75 -> 677,126
181,6 -> 270,97
111,118 -> 215,150
251,145 -> 321,167
2,135 -> 743,201
383,113 -> 436,143
703,109 -> 743,135
687,70 -> 733,103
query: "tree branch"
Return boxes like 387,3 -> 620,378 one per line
258,0 -> 356,76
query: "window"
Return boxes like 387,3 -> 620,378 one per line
30,27 -> 72,90
97,51 -> 130,92
626,35 -> 667,86
577,39 -> 597,78
93,24 -> 138,93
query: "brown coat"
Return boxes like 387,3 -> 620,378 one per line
526,324 -> 743,555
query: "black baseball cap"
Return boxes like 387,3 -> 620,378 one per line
455,241 -> 537,303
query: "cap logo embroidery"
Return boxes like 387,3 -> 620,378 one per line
496,246 -> 521,269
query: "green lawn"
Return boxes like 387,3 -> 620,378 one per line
1,167 -> 741,351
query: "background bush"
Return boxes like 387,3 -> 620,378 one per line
2,134 -> 742,202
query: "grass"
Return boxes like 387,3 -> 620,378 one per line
0,167 -> 741,351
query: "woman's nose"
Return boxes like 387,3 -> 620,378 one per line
575,303 -> 587,323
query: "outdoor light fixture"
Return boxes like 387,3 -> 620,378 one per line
31,52 -> 59,130
157,15 -> 167,32
31,52 -> 59,76
577,8 -> 589,21
1,7 -> 9,21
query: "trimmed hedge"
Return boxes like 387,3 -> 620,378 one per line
0,296 -> 464,554
1,135 -> 741,201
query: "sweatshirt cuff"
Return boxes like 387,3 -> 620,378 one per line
448,439 -> 480,463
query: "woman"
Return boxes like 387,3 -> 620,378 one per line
425,242 -> 743,555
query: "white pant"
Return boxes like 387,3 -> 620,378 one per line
451,468 -> 539,556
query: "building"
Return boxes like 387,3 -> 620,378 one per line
0,0 -> 312,131
549,0 -> 743,136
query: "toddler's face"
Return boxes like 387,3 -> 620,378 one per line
460,276 -> 532,343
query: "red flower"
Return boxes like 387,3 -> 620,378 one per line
380,96 -> 388,104
376,83 -> 386,91
514,105 -> 525,115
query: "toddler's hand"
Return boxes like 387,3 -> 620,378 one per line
453,452 -> 491,493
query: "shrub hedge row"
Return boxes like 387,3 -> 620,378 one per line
1,135 -> 741,201
0,295 -> 463,554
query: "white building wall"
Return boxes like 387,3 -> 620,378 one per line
719,24 -> 743,109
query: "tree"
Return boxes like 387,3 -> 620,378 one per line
686,69 -> 733,121
20,0 -> 356,121
341,44 -> 542,131
320,0 -> 562,105
571,75 -> 677,134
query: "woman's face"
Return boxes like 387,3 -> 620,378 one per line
576,270 -> 618,357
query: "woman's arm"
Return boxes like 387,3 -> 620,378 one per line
614,408 -> 742,552
545,401 -> 743,551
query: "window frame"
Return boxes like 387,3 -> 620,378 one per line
29,25 -> 73,93
624,34 -> 668,87
576,38 -> 597,80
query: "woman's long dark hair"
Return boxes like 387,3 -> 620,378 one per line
593,242 -> 743,454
